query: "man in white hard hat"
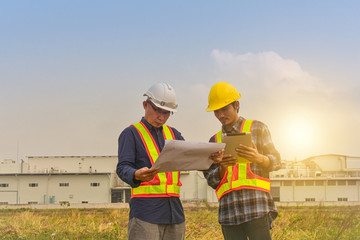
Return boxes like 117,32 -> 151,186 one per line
204,81 -> 281,240
117,82 -> 185,240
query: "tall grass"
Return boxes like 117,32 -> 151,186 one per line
0,205 -> 359,239
272,205 -> 360,240
0,208 -> 128,239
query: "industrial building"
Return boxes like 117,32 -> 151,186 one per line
0,156 -> 214,205
0,154 -> 359,205
270,154 -> 360,202
0,156 -> 118,205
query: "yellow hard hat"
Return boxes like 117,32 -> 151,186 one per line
206,81 -> 241,112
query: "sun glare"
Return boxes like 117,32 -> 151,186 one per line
286,119 -> 314,152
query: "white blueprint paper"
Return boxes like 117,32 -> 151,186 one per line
151,140 -> 225,172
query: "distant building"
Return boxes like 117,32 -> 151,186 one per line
270,154 -> 360,202
0,156 -> 215,205
1,154 -> 359,205
0,156 -> 120,205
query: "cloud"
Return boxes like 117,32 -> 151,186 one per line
209,50 -> 360,159
209,49 -> 343,117
211,50 -> 325,94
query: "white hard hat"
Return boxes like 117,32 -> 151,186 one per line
143,82 -> 178,112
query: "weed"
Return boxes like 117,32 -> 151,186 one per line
0,206 -> 359,239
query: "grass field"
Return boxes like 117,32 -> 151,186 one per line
0,205 -> 359,239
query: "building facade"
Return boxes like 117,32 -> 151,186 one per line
1,154 -> 359,205
0,173 -> 111,205
270,154 -> 360,202
0,156 -> 216,205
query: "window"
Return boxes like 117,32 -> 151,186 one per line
28,201 -> 38,204
0,202 -> 8,205
338,198 -> 348,202
272,197 -> 280,202
295,181 -> 304,186
327,180 -> 336,186
82,201 -> 88,204
283,181 -> 292,186
305,198 -> 315,202
271,187 -> 280,196
125,189 -> 131,203
337,180 -> 346,186
348,180 -> 356,186
0,183 -> 9,188
90,183 -> 100,187
315,180 -> 324,186
29,183 -> 38,187
305,180 -> 314,186
59,183 -> 69,187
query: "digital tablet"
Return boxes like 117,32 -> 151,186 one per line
223,132 -> 252,163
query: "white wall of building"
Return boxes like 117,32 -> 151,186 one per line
179,171 -> 219,203
278,186 -> 293,202
325,184 -> 359,201
45,174 -> 111,204
273,179 -> 360,202
0,175 -> 19,204
0,174 -> 111,204
180,171 -> 206,201
293,185 -> 326,202
1,154 -> 360,205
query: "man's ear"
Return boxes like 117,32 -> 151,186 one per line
233,101 -> 240,113
235,101 -> 240,111
143,101 -> 147,110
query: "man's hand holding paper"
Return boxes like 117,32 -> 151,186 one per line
134,167 -> 159,182
151,140 -> 225,172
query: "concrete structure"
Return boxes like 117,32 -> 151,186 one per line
0,156 -> 216,205
270,154 -> 360,202
1,154 -> 359,205
0,173 -> 110,205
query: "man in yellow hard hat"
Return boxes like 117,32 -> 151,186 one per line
203,81 -> 281,240
117,82 -> 185,240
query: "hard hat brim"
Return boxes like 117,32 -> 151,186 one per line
145,96 -> 178,112
206,97 -> 240,112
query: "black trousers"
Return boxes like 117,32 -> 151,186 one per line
221,215 -> 272,240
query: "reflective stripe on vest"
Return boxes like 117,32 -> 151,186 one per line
131,122 -> 181,198
215,119 -> 271,200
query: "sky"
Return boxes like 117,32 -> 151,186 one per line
1,1 -> 360,162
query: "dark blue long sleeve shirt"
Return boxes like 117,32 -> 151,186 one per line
116,117 -> 185,224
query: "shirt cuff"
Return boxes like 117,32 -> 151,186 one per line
128,168 -> 142,188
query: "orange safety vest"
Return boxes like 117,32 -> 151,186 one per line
215,119 -> 271,200
131,122 -> 182,198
